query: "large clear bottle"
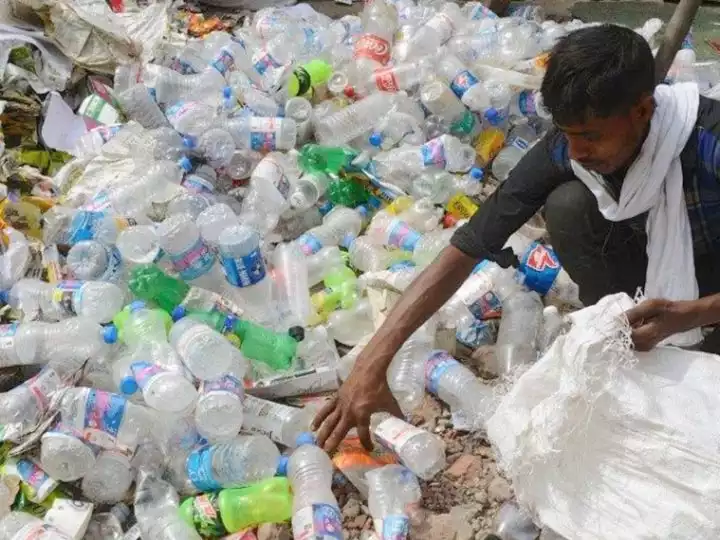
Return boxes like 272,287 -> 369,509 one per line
241,395 -> 314,447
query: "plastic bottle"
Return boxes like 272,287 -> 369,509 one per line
1,278 -> 125,324
169,317 -> 241,380
374,134 -> 476,177
285,97 -> 314,145
348,236 -> 400,272
412,227 -> 455,268
326,297 -> 375,346
365,212 -> 422,251
38,318 -> 117,371
367,465 -> 422,539
116,85 -> 170,129
288,436 -> 343,540
424,350 -> 495,430
539,305 -> 566,353
188,128 -> 236,169
40,422 -> 97,482
402,3 -> 464,61
179,478 -> 293,536
241,395 -> 314,447
149,64 -> 227,107
307,246 -> 346,286
314,92 -> 399,145
184,435 -> 280,492
273,243 -> 313,327
195,369 -> 245,443
66,240 -> 124,283
494,501 -> 540,540
135,470 -> 202,540
388,322 -> 435,412
81,449 -> 134,503
370,412 -> 445,480
289,172 -> 331,210
437,52 -> 489,111
296,206 -> 365,256
492,123 -> 539,182
224,116 -> 298,152
0,321 -> 45,368
72,124 -> 124,158
196,204 -> 239,251
129,360 -> 198,414
0,512 -> 72,539
84,503 -> 131,540
420,80 -> 476,137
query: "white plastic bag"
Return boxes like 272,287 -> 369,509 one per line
487,292 -> 720,540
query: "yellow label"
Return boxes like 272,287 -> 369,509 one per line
446,193 -> 479,220
475,128 -> 505,166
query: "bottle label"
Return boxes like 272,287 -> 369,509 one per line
297,232 -> 324,255
517,90 -> 536,117
221,247 -> 266,288
388,260 -> 415,272
293,66 -> 312,96
5,457 -> 57,503
354,34 -> 391,65
374,67 -> 400,92
78,390 -> 128,451
424,350 -> 459,394
249,118 -> 282,152
51,280 -> 85,316
292,503 -> 343,540
186,445 -> 222,492
12,522 -> 71,540
509,135 -> 530,151
184,173 -> 216,194
450,110 -> 476,136
169,237 -> 215,281
200,374 -> 243,398
374,416 -> 421,454
466,290 -> 502,320
165,101 -> 196,126
456,317 -> 499,349
378,515 -> 410,540
129,361 -> 165,390
469,4 -> 497,19
252,154 -> 290,197
242,395 -> 295,443
0,323 -> 18,365
446,194 -> 478,220
210,48 -> 235,75
450,70 -> 479,99
26,367 -> 61,412
188,493 -> 226,537
386,219 -> 421,252
103,246 -> 124,283
420,138 -> 446,168
252,51 -> 282,76
519,242 -> 561,295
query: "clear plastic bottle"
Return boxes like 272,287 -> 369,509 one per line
190,128 -> 236,169
412,227 -> 455,268
84,503 -> 130,540
165,100 -> 219,138
285,97 -> 314,145
195,369 -> 245,443
492,123 -> 539,182
148,64 -> 227,107
367,465 -> 422,538
296,206 -> 365,256
38,317 -> 117,370
169,318 -> 240,381
366,212 -> 422,252
116,84 -> 170,129
241,395 -> 314,447
288,438 -> 343,540
354,58 -> 434,96
129,360 -> 198,414
0,512 -> 72,539
40,423 -> 98,482
314,92 -> 398,145
196,203 -> 239,249
224,116 -> 298,152
494,501 -> 540,540
375,134 -> 476,177
273,243 -> 313,327
307,246 -> 346,286
116,225 -> 164,268
388,322 -> 435,412
135,470 -> 202,540
326,298 -> 375,346
81,449 -> 134,503
401,3 -> 464,61
437,52 -> 489,111
348,236 -> 398,272
66,240 -> 124,283
184,435 -> 280,491
370,412 -> 445,480
289,172 -> 331,210
424,350 -> 495,430
183,164 -> 220,196
420,80 -> 473,131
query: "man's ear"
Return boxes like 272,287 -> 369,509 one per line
633,93 -> 655,124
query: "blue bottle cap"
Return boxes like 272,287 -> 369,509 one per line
178,156 -> 193,172
128,300 -> 146,313
318,201 -> 334,216
119,375 -> 138,395
276,455 -> 289,477
484,107 -> 500,125
223,86 -> 232,99
470,167 -> 484,181
368,132 -> 383,147
356,205 -> 369,219
0,290 -> 9,304
148,88 -> 157,100
171,305 -> 187,322
295,432 -> 316,447
103,324 -> 118,344
182,137 -> 196,149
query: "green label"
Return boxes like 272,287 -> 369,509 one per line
190,493 -> 226,537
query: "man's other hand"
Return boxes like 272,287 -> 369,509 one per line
625,298 -> 695,351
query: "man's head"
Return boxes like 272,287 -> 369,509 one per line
541,24 -> 656,175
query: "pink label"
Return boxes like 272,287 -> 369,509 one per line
200,374 -> 243,398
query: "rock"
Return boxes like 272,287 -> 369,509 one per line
474,489 -> 489,506
488,476 -> 512,502
257,523 -> 291,540
343,498 -> 361,520
446,439 -> 464,456
413,513 -> 455,540
450,505 -> 478,540
351,515 -> 369,529
445,454 -> 482,479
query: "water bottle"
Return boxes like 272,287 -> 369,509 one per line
116,85 -> 169,129
539,305 -> 566,353
367,465 -> 422,539
165,100 -> 219,138
72,124 -> 124,158
115,125 -> 187,162
365,212 -> 422,251
353,58 -> 434,96
368,110 -> 425,151
0,368 -> 66,432
424,350 -> 495,430
128,360 -> 198,414
184,435 -> 280,491
196,203 -> 239,249
441,260 -> 504,323
240,152 -> 296,236
296,206 -> 365,256
288,437 -> 343,540
37,318 -> 117,370
289,172 -> 331,210
307,246 -> 345,286
348,236 -> 400,272
0,322 -> 45,368
388,322 -> 435,412
81,449 -> 134,503
148,64 -> 227,107
412,227 -> 456,268
326,297 -> 375,346
401,3 -> 464,61
494,501 -> 540,540
135,470 -> 202,540
169,318 -> 240,380
195,369 -> 245,443
84,503 -> 131,540
183,164 -> 220,196
374,134 -> 476,177
285,97 -> 314,145
447,26 -> 500,67
241,395 -> 314,447
224,116 -> 298,152
420,80 -> 476,135
187,128 -> 236,169
370,412 -> 446,479
46,208 -> 147,246
0,512 -> 72,539
437,52 -> 489,111
314,92 -> 399,145
273,242 -> 313,327
66,240 -> 124,283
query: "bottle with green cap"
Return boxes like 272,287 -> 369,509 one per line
298,144 -> 357,175
326,176 -> 370,208
171,307 -> 299,372
180,477 -> 293,537
287,59 -> 333,98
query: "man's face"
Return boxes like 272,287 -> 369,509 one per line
555,95 -> 655,175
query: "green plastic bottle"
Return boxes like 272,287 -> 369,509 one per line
326,177 -> 370,208
129,265 -> 190,313
180,478 -> 293,537
288,59 -> 333,97
172,307 -> 299,371
298,144 -> 357,175
311,266 -> 359,319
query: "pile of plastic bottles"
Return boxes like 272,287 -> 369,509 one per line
2,0 -> 710,538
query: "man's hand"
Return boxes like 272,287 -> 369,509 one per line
625,299 -> 696,351
312,360 -> 403,453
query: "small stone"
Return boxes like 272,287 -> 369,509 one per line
445,454 -> 482,479
343,499 -> 361,520
474,490 -> 489,506
257,523 -> 291,540
413,513 -> 455,540
351,515 -> 368,529
488,476 -> 512,502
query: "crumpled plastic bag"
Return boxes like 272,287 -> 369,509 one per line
11,0 -> 170,74
488,292 -> 720,540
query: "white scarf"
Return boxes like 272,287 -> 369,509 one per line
570,83 -> 701,347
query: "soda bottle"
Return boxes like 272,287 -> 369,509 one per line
354,0 -> 398,82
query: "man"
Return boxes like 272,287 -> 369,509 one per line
313,24 -> 720,451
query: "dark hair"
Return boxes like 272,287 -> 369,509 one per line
541,24 -> 656,125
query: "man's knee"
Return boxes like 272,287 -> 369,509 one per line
544,180 -> 599,240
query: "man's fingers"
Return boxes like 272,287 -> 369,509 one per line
382,394 -> 404,419
323,416 -> 352,453
357,421 -> 374,452
631,321 -> 660,352
311,396 -> 338,430
625,300 -> 661,327
315,407 -> 341,448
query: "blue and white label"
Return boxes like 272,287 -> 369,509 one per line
388,260 -> 416,272
456,317 -> 499,349
509,135 -> 530,151
130,361 -> 165,390
51,280 -> 84,316
292,503 -> 343,540
297,233 -> 324,256
381,515 -> 410,540
186,445 -> 222,492
170,238 -> 216,281
210,48 -> 235,75
420,138 -> 447,168
450,70 -> 479,98
84,390 -> 126,439
102,246 -> 124,283
466,291 -> 502,320
252,52 -> 281,76
386,219 -> 421,252
221,247 -> 266,288
68,211 -> 106,244
516,90 -> 537,117
184,174 -> 215,194
250,131 -> 277,152
200,374 -> 243,398
519,242 -> 561,295
425,350 -> 459,394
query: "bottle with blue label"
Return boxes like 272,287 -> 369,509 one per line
367,465 -> 422,540
491,123 -> 539,182
195,369 -> 245,444
66,240 -> 125,284
128,360 -> 198,415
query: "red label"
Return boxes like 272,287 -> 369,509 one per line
374,68 -> 400,92
354,34 -> 391,65
526,244 -> 559,271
